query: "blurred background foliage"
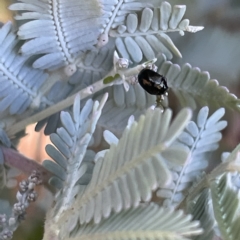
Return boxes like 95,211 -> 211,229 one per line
0,0 -> 13,23
0,0 -> 240,239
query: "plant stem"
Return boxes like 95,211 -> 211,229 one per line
6,78 -> 110,137
6,62 -> 150,137
1,146 -> 53,185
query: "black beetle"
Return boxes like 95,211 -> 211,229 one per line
138,69 -> 168,95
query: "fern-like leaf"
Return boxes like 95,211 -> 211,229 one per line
9,0 -> 103,70
58,107 -> 192,226
69,38 -> 115,87
35,42 -> 155,137
34,40 -> 116,135
109,1 -> 203,33
98,83 -> 155,133
35,59 -> 155,145
64,203 -> 202,240
0,22 -> 48,115
210,173 -> 240,240
43,94 -> 108,216
156,107 -> 227,207
100,0 -> 153,33
187,189 -> 217,240
156,54 -> 240,112
112,2 -> 203,63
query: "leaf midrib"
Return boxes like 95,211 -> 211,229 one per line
66,142 -> 167,221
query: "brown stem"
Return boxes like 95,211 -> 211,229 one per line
1,146 -> 53,185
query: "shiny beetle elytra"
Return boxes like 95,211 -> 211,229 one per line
138,69 -> 168,96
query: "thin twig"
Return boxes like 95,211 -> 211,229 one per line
6,61 -> 152,137
6,79 -> 107,137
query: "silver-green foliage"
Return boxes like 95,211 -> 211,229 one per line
97,53 -> 237,142
156,107 -> 227,207
155,54 -> 240,112
188,189 -> 216,240
1,1 -> 240,240
188,172 -> 240,240
9,0 -> 203,70
0,22 -> 48,116
186,144 -> 240,240
55,107 -> 192,229
112,2 -> 203,63
68,203 -> 202,240
42,107 -> 207,240
43,94 -> 108,216
9,0 -> 103,70
211,173 -> 240,240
